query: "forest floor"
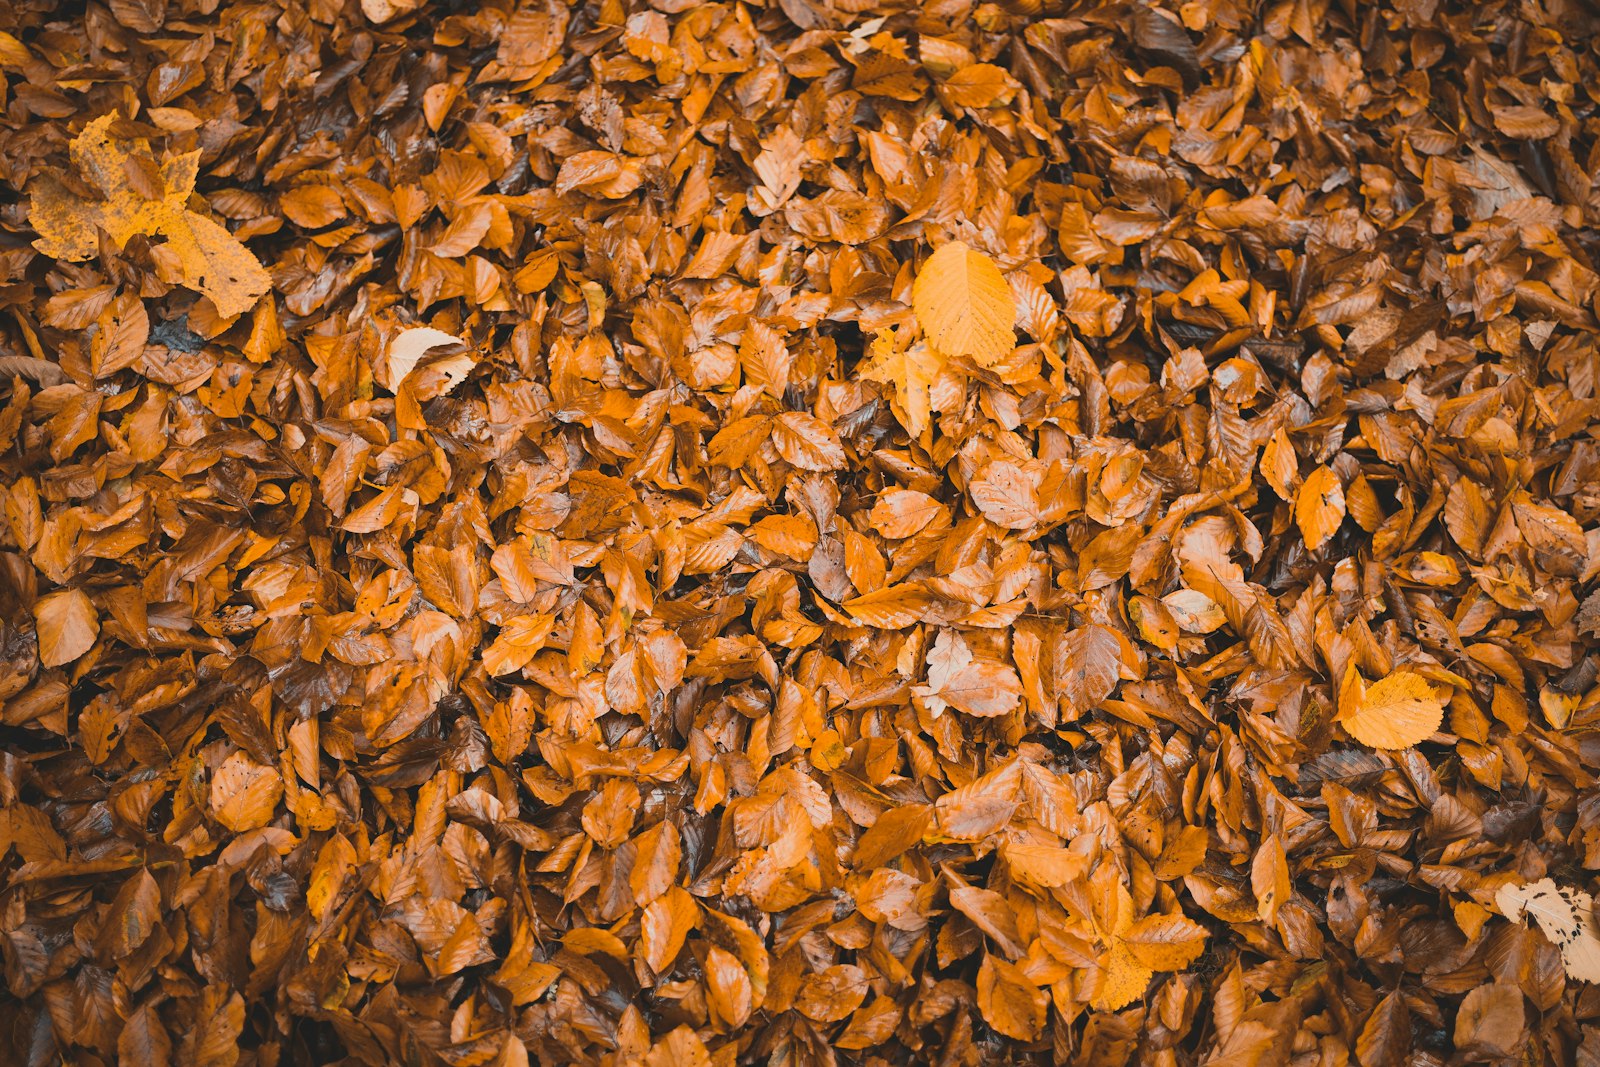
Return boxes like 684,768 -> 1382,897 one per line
2,0 -> 1600,1064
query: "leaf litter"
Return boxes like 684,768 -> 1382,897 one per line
2,0 -> 1600,1065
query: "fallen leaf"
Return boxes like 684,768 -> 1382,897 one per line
858,330 -> 946,438
29,112 -> 270,317
1496,878 -> 1600,982
210,751 -> 283,832
385,326 -> 475,394
1338,669 -> 1446,750
33,588 -> 99,667
976,953 -> 1045,1040
912,241 -> 1016,365
1295,465 -> 1345,550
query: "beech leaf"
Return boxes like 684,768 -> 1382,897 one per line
912,240 -> 1016,365
33,589 -> 99,668
1496,878 -> 1600,983
1338,670 -> 1446,750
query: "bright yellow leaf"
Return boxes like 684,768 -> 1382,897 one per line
1338,669 -> 1445,750
1088,875 -> 1208,1011
911,240 -> 1016,365
28,112 -> 271,318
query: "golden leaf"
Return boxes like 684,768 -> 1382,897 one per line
28,112 -> 270,318
858,328 -> 945,439
1129,594 -> 1179,652
1121,912 -> 1210,971
640,885 -> 696,973
705,945 -> 754,1030
307,833 -> 356,921
1337,669 -> 1445,750
911,240 -> 1016,365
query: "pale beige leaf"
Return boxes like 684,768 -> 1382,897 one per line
386,326 -> 475,393
1496,878 -> 1600,982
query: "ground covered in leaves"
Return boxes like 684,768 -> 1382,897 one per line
3,0 -> 1600,1064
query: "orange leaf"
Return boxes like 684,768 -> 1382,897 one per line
857,330 -> 945,438
912,240 -> 1016,365
968,460 -> 1041,530
1121,912 -> 1209,971
209,751 -> 284,832
771,411 -> 846,471
33,588 -> 98,668
640,885 -> 696,973
1295,465 -> 1345,550
1251,833 -> 1290,925
976,954 -> 1046,1040
795,963 -> 869,1023
705,945 -> 754,1030
1337,669 -> 1446,750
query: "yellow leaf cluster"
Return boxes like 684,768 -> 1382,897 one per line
1090,878 -> 1208,1011
857,326 -> 944,440
28,112 -> 271,318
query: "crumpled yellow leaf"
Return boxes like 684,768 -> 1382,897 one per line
1092,881 -> 1151,1011
1337,668 -> 1445,750
28,112 -> 271,319
911,240 -> 1016,365
858,327 -> 945,438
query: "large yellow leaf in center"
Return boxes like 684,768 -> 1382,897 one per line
911,240 -> 1016,365
1338,669 -> 1445,750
